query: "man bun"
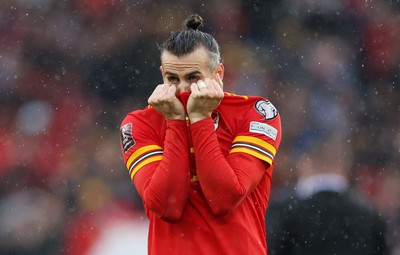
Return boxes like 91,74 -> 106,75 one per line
184,14 -> 204,30
160,13 -> 220,68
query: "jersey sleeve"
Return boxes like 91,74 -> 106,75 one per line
189,97 -> 282,215
120,111 -> 163,180
230,98 -> 281,167
120,110 -> 190,221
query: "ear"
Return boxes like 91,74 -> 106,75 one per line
159,66 -> 164,75
215,63 -> 225,80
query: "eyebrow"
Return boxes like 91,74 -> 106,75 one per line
184,71 -> 202,77
164,71 -> 202,77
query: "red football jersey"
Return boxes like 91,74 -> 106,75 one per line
120,92 -> 282,255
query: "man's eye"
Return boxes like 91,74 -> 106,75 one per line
188,76 -> 200,83
168,77 -> 179,83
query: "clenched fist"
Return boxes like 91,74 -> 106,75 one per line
187,73 -> 224,124
148,80 -> 185,120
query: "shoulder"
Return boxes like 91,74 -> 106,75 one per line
222,92 -> 279,119
120,105 -> 162,127
223,92 -> 282,162
120,106 -> 164,155
222,92 -> 281,133
222,92 -> 266,104
120,106 -> 163,145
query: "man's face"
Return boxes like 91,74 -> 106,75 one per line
160,47 -> 223,94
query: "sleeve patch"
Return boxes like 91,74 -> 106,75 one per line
255,100 -> 278,120
121,123 -> 135,152
249,121 -> 278,141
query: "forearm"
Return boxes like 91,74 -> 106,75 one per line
137,120 -> 190,221
190,118 -> 265,215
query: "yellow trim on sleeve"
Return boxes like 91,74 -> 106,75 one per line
126,145 -> 163,169
130,155 -> 163,180
224,92 -> 247,100
232,136 -> 276,155
230,147 -> 273,165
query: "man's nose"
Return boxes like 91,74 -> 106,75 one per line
177,81 -> 191,93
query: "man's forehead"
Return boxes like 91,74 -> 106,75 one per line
162,61 -> 205,72
161,48 -> 209,68
162,57 -> 209,75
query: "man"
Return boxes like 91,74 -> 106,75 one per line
120,14 -> 281,255
266,132 -> 388,255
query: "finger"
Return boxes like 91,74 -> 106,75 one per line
160,66 -> 169,85
159,77 -> 172,95
162,76 -> 170,87
166,85 -> 176,97
150,83 -> 170,102
211,74 -> 224,97
197,80 -> 207,90
191,82 -> 200,94
204,78 -> 220,94
149,82 -> 170,105
214,73 -> 223,88
148,84 -> 164,104
212,79 -> 224,94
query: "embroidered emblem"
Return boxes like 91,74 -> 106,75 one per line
212,111 -> 220,130
255,100 -> 278,120
120,123 -> 135,152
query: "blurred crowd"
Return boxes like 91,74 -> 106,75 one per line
0,0 -> 399,254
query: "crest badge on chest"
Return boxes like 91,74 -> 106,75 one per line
211,111 -> 220,130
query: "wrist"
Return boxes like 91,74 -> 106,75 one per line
188,113 -> 210,124
165,114 -> 185,121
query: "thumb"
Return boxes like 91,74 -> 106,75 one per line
167,85 -> 176,96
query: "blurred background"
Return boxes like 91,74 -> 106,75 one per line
0,0 -> 399,254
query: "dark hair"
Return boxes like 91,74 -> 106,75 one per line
159,14 -> 221,70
